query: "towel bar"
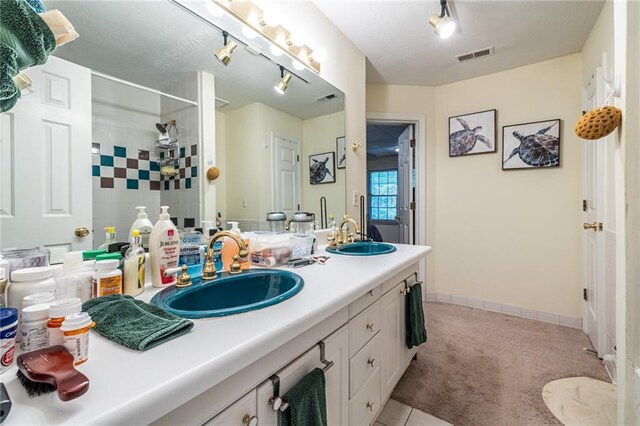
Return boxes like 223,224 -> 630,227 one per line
267,341 -> 334,412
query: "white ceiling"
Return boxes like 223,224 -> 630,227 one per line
315,0 -> 604,86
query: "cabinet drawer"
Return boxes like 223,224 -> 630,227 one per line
350,332 -> 381,397
204,389 -> 257,426
349,286 -> 380,318
349,367 -> 381,426
350,300 -> 381,356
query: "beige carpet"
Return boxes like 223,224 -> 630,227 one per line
542,377 -> 616,425
391,302 -> 610,426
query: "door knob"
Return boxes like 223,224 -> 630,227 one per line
395,216 -> 400,221
242,415 -> 258,426
583,222 -> 603,231
75,227 -> 90,237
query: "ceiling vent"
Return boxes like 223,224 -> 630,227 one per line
456,46 -> 494,62
315,93 -> 337,102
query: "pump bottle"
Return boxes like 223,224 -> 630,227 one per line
130,206 -> 153,250
149,206 -> 179,287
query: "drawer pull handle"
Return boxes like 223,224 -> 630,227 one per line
366,323 -> 375,332
242,415 -> 258,426
368,289 -> 374,296
367,401 -> 375,412
367,358 -> 376,367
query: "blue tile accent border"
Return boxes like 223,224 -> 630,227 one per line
138,170 -> 150,180
92,165 -> 100,177
114,146 -> 127,158
126,179 -> 139,190
100,155 -> 114,167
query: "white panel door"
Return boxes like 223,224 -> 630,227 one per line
381,281 -> 405,402
0,56 -> 92,262
273,136 -> 300,218
582,66 -> 607,356
397,126 -> 413,244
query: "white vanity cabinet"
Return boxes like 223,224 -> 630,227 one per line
204,390 -> 258,426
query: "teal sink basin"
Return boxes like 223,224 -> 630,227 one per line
151,270 -> 304,318
326,241 -> 397,256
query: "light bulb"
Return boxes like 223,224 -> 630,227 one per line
292,58 -> 305,71
297,49 -> 309,64
439,18 -> 456,39
311,47 -> 327,63
290,32 -> 305,47
241,24 -> 258,39
263,10 -> 279,27
270,44 -> 283,56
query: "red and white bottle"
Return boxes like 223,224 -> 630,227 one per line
149,206 -> 179,288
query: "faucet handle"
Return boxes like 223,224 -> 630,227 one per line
229,255 -> 242,274
176,265 -> 193,288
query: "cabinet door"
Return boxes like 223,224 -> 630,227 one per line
204,390 -> 257,426
380,280 -> 405,401
255,325 -> 349,426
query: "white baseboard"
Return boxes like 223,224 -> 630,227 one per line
426,292 -> 583,329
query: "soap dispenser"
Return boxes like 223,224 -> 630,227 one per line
130,206 -> 154,250
149,206 -> 179,288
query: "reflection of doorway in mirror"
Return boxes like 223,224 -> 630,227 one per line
273,136 -> 301,220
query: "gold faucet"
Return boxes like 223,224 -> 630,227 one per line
332,216 -> 360,245
202,231 -> 249,280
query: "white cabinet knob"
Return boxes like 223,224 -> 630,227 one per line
242,415 -> 258,426
367,358 -> 376,368
366,322 -> 375,332
366,401 -> 375,412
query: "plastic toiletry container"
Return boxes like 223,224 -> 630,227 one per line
60,312 -> 95,366
6,267 -> 55,343
0,308 -> 18,374
0,254 -> 8,288
130,206 -> 153,250
21,303 -> 51,352
0,269 -> 6,308
222,222 -> 250,271
179,223 -> 204,277
97,227 -> 117,251
92,260 -> 122,297
47,298 -> 81,346
53,251 -> 93,302
267,212 -> 287,233
149,206 -> 180,288
123,230 -> 146,296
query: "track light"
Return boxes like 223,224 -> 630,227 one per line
429,0 -> 456,39
274,66 -> 292,95
215,31 -> 238,66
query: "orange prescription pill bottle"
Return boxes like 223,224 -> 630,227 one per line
60,312 -> 95,365
47,298 -> 82,347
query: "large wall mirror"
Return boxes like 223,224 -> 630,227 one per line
0,0 -> 345,261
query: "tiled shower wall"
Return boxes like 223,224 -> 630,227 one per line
160,74 -> 200,229
91,76 -> 161,248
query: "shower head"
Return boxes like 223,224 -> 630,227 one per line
156,123 -> 168,134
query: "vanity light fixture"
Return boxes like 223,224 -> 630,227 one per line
215,31 -> 238,66
429,0 -> 456,39
274,66 -> 292,94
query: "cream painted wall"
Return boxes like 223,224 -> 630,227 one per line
215,110 -> 227,222
368,54 -> 583,317
223,102 -> 303,222
268,1 -> 367,219
301,111 -> 346,222
435,54 -> 582,317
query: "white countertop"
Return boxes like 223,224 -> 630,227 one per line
0,244 -> 431,425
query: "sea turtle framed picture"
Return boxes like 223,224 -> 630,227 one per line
448,109 -> 497,157
502,119 -> 561,170
336,136 -> 346,169
309,152 -> 336,184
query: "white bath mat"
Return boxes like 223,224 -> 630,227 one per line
542,377 -> 616,426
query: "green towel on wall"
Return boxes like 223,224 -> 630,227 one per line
405,282 -> 427,349
280,368 -> 327,426
82,295 -> 194,351
0,0 -> 56,112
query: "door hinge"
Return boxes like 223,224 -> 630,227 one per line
583,288 -> 588,301
410,202 -> 416,210
410,139 -> 416,148
296,155 -> 299,162
582,200 -> 588,211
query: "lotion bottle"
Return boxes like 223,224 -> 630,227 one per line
130,206 -> 153,250
149,206 -> 179,288
123,230 -> 146,296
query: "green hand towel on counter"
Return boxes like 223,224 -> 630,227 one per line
82,295 -> 194,351
280,368 -> 327,426
0,0 -> 56,112
405,282 -> 427,349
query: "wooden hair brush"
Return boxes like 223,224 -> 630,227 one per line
16,346 -> 89,401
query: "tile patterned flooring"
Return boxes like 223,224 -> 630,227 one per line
375,399 -> 452,426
